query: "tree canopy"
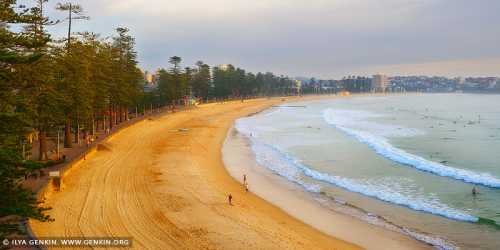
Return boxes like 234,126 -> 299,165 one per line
0,1 -> 144,240
1,0 -> 298,243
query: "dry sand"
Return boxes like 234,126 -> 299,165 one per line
30,96 -> 428,250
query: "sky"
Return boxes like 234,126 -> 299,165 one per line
37,0 -> 500,78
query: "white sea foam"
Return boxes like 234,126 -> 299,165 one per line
236,119 -> 477,222
404,229 -> 457,250
263,107 -> 282,117
234,117 -> 465,249
318,197 -> 458,250
322,109 -> 500,188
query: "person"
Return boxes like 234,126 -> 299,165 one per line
243,174 -> 249,192
472,186 -> 478,196
228,194 -> 233,205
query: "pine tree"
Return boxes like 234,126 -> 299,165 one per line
168,56 -> 184,102
17,0 -> 64,160
55,1 -> 88,148
111,27 -> 142,123
191,61 -> 211,100
0,0 -> 52,239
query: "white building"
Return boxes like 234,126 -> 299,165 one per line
372,74 -> 388,92
293,79 -> 302,95
145,72 -> 154,83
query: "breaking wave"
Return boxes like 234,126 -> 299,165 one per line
322,109 -> 500,188
235,120 -> 463,249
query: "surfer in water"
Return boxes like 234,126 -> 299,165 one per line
472,186 -> 478,196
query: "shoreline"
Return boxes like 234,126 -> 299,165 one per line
223,99 -> 431,250
30,96 -> 362,249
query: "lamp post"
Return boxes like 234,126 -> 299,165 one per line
22,142 -> 26,161
57,129 -> 60,160
56,125 -> 64,160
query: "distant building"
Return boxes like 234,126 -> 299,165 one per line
145,72 -> 154,83
292,79 -> 302,95
142,70 -> 158,93
341,76 -> 372,93
372,74 -> 388,92
218,64 -> 230,71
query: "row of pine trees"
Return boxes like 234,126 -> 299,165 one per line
150,61 -> 299,108
1,0 -> 299,240
1,0 -> 148,239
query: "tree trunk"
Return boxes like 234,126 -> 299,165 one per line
83,130 -> 88,146
96,117 -> 100,132
119,107 -> 123,123
114,107 -> 118,125
74,120 -> 80,144
113,106 -> 118,125
39,130 -> 48,161
109,107 -> 113,129
64,118 -> 72,148
77,121 -> 81,144
91,115 -> 95,135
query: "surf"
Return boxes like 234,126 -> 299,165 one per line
236,119 -> 477,221
322,108 -> 500,188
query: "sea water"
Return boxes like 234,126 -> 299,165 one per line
234,94 -> 500,250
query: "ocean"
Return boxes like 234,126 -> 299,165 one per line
230,94 -> 500,250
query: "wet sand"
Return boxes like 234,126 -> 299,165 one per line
223,127 -> 431,250
30,96 -> 428,249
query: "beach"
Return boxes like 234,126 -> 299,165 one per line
227,94 -> 500,250
30,96 -> 429,250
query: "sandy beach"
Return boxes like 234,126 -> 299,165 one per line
30,96 -> 429,249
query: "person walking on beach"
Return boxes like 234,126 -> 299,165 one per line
243,174 -> 249,192
228,194 -> 233,205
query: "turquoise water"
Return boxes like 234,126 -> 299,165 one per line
235,94 -> 500,249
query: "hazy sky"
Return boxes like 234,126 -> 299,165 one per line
41,0 -> 500,78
